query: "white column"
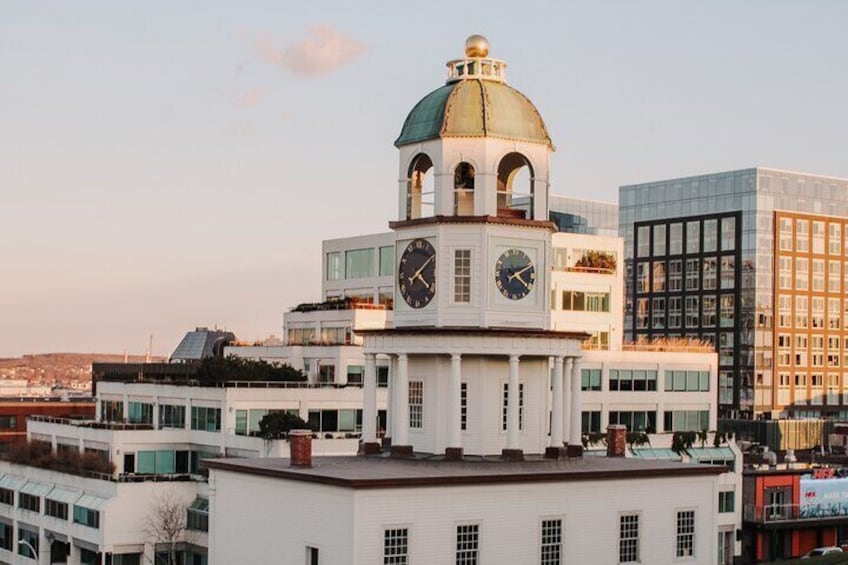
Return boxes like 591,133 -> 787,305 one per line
395,354 -> 409,446
551,356 -> 565,447
385,356 -> 394,442
562,357 -> 573,444
570,356 -> 583,446
448,354 -> 462,449
362,353 -> 378,444
507,354 -> 521,450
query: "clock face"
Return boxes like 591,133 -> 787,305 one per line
398,239 -> 436,308
495,248 -> 535,300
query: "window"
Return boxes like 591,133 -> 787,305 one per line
685,258 -> 699,291
636,298 -> 649,329
378,366 -> 389,388
721,217 -> 735,251
100,399 -> 123,422
346,365 -> 364,386
653,224 -> 666,256
652,297 -> 665,328
686,222 -> 700,254
703,219 -> 717,253
461,382 -> 468,431
685,296 -> 699,328
796,257 -> 809,290
813,259 -> 825,291
619,514 -> 640,563
0,415 -> 16,429
636,262 -> 649,293
18,527 -> 38,559
797,219 -> 809,252
46,498 -> 69,520
830,223 -> 842,255
720,256 -> 735,289
702,257 -> 717,290
830,261 -> 841,292
676,510 -> 695,558
409,381 -> 423,429
609,411 -> 656,433
562,291 -> 610,312
19,492 -> 39,512
637,226 -> 650,258
326,252 -> 341,280
720,295 -> 734,328
668,297 -> 682,328
456,524 -> 479,565
582,411 -> 601,433
306,546 -> 319,565
384,528 -> 409,565
0,522 -> 11,552
0,488 -> 12,505
668,259 -> 682,291
187,497 -> 209,532
454,250 -> 472,303
581,369 -> 601,391
609,369 -> 657,391
502,383 -> 525,431
663,410 -> 710,432
779,217 -> 793,251
345,248 -> 374,279
159,404 -> 185,429
540,519 -> 563,565
190,406 -> 221,432
813,221 -> 825,254
74,505 -> 101,529
669,223 -> 683,255
652,261 -> 666,292
127,401 -> 153,425
718,491 -> 735,513
379,246 -> 394,277
701,296 -> 716,327
797,296 -> 809,329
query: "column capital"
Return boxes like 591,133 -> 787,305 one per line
450,353 -> 462,361
364,352 -> 376,360
509,354 -> 520,363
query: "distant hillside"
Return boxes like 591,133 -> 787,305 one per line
0,353 -> 166,385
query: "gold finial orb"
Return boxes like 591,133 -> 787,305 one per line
465,34 -> 489,58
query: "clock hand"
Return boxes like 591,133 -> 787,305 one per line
412,255 -> 434,280
508,264 -> 533,282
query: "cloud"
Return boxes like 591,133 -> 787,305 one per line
235,88 -> 266,109
257,26 -> 366,77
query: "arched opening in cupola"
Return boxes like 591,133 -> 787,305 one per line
496,152 -> 534,219
406,154 -> 435,220
453,162 -> 475,216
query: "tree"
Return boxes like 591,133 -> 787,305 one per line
259,411 -> 311,439
194,355 -> 307,385
145,492 -> 191,565
574,250 -> 617,272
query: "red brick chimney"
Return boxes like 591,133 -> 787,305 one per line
607,424 -> 627,458
290,429 -> 313,467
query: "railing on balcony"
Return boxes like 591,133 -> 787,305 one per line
27,415 -> 153,430
744,503 -> 848,524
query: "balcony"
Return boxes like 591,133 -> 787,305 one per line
744,503 -> 848,525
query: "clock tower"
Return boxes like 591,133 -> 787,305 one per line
358,36 -> 587,462
391,34 -> 556,330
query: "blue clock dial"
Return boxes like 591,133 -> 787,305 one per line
495,248 -> 535,300
398,239 -> 436,308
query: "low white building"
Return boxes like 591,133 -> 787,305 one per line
0,342 -> 387,564
208,449 -> 725,565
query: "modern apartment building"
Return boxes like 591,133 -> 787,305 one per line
620,167 -> 848,419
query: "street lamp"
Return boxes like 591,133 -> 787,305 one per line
18,538 -> 38,561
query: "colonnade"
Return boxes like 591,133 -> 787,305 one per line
359,352 -> 584,458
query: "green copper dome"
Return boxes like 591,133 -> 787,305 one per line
395,79 -> 554,149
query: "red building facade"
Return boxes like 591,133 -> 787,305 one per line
743,466 -> 846,562
0,398 -> 95,448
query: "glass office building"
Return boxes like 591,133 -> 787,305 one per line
620,168 -> 848,418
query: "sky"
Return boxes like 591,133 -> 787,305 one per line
2,1 -> 847,357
